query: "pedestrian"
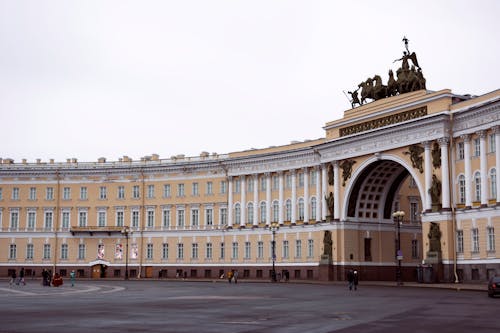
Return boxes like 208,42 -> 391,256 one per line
227,270 -> 233,283
9,270 -> 17,287
19,267 -> 26,286
347,269 -> 354,291
353,270 -> 359,291
70,270 -> 76,287
233,270 -> 238,284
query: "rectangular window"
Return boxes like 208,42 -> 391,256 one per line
457,142 -> 464,160
26,244 -> 34,260
147,185 -> 155,198
10,211 -> 19,229
192,183 -> 199,196
272,175 -> 279,190
116,211 -> 124,227
133,185 -> 140,199
489,134 -> 496,153
177,209 -> 185,228
295,240 -> 302,258
472,228 -> 479,253
220,242 -> 225,259
177,243 -> 184,260
411,239 -> 419,259
147,210 -> 155,228
205,208 -> 213,226
46,187 -> 54,200
43,244 -> 51,260
234,179 -> 241,193
308,239 -> 314,258
80,187 -> 88,200
162,209 -> 171,228
247,179 -> 254,193
206,181 -> 213,195
260,177 -> 266,191
244,241 -> 251,259
206,243 -> 213,259
12,187 -> 20,200
285,174 -> 292,188
118,186 -> 125,199
283,240 -> 289,259
410,202 -> 419,223
192,243 -> 198,259
220,208 -> 227,226
298,173 -> 304,187
28,211 -> 36,229
257,241 -> 264,259
9,244 -> 16,259
457,230 -> 464,253
78,211 -> 87,227
147,243 -> 153,259
162,243 -> 168,260
220,181 -> 227,194
61,244 -> 68,259
98,211 -> 106,227
62,187 -> 71,200
163,184 -> 171,198
62,211 -> 70,229
29,187 -> 37,200
44,211 -> 53,229
473,138 -> 480,157
487,227 -> 495,252
78,244 -> 86,260
132,211 -> 139,228
177,184 -> 185,197
310,170 -> 317,185
0,187 -> 3,200
232,242 -> 238,259
191,209 -> 199,228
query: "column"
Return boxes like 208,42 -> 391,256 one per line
240,176 -> 246,225
495,127 -> 500,205
303,167 -> 309,224
333,161 -> 340,220
423,141 -> 432,211
266,173 -> 271,226
253,175 -> 259,227
438,137 -> 451,210
228,177 -> 233,228
479,131 -> 488,207
315,166 -> 322,223
462,135 -> 472,208
291,170 -> 297,225
278,171 -> 284,225
321,164 -> 328,221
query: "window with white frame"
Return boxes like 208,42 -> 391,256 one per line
0,187 -> 3,200
80,187 -> 88,200
147,243 -> 153,259
132,185 -> 140,199
490,168 -> 497,199
78,210 -> 87,227
191,208 -> 199,228
285,174 -> 292,188
298,198 -> 305,220
220,207 -> 227,226
260,176 -> 266,191
10,210 -> 19,229
44,211 -> 53,229
192,183 -> 199,196
286,199 -> 291,221
220,242 -> 225,259
78,243 -> 85,260
247,180 -> 253,193
61,243 -> 68,260
9,244 -> 16,259
99,186 -> 107,200
257,241 -> 263,259
43,244 -> 51,260
310,170 -> 317,185
147,210 -> 154,228
147,185 -> 155,198
260,202 -> 266,223
311,197 -> 317,220
131,210 -> 139,228
206,181 -> 213,195
28,211 -> 37,229
487,227 -> 495,252
191,243 -> 198,259
298,173 -> 304,187
489,134 -> 496,153
283,240 -> 289,259
457,142 -> 464,160
471,228 -> 479,253
308,239 -> 314,257
272,175 -> 279,190
234,179 -> 240,193
162,243 -> 168,259
232,242 -> 239,259
247,203 -> 253,224
63,187 -> 71,200
272,201 -> 279,222
29,187 -> 37,200
26,243 -> 34,260
116,211 -> 124,227
234,203 -> 241,225
162,208 -> 171,228
473,138 -> 480,156
244,241 -> 251,259
220,181 -> 227,194
295,239 -> 302,258
456,230 -> 464,253
410,201 -> 419,223
206,243 -> 212,259
177,243 -> 184,260
458,175 -> 466,204
61,211 -> 70,229
98,211 -> 106,227
12,187 -> 19,200
177,209 -> 185,228
118,186 -> 125,199
163,184 -> 171,198
474,171 -> 481,201
177,184 -> 185,197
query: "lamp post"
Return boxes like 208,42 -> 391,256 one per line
270,221 -> 279,282
392,211 -> 405,286
121,226 -> 130,280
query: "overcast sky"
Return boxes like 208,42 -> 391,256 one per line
1,0 -> 498,163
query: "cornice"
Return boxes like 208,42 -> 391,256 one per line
452,101 -> 500,136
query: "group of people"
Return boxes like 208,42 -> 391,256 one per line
9,267 -> 26,287
225,270 -> 239,283
9,268 -> 76,288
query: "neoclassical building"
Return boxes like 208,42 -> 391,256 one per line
1,88 -> 499,282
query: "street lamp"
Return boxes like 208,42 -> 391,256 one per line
121,226 -> 131,280
392,211 -> 405,286
270,221 -> 279,282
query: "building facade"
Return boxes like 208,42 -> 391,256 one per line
1,89 -> 499,282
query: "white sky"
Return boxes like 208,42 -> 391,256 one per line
1,0 -> 499,163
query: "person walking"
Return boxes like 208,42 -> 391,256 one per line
19,267 -> 26,286
227,270 -> 233,283
347,269 -> 354,291
70,270 -> 76,287
9,270 -> 17,287
353,270 -> 359,291
233,270 -> 238,284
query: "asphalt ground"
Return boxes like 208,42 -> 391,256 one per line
0,279 -> 497,333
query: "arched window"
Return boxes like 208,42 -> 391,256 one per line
298,198 -> 305,220
272,201 -> 279,222
490,168 -> 497,199
474,171 -> 481,202
260,202 -> 266,223
234,203 -> 241,225
311,197 -> 317,220
247,202 -> 254,224
285,199 -> 292,221
458,175 -> 466,204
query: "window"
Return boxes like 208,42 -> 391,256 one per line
257,241 -> 264,259
410,201 -> 419,223
220,207 -> 227,226
283,240 -> 289,259
471,228 -> 479,253
298,173 -> 304,187
80,187 -> 88,200
61,244 -> 68,260
29,187 -> 37,200
133,185 -> 140,199
411,239 -> 419,259
364,238 -> 372,261
177,209 -> 185,228
116,211 -> 124,227
285,174 -> 292,188
205,207 -> 213,226
147,185 -> 155,198
232,242 -> 238,259
26,244 -> 34,260
244,241 -> 251,259
191,208 -> 199,228
234,179 -> 240,193
491,168 -> 497,199
247,203 -> 254,225
457,142 -> 464,160
78,211 -> 87,227
147,210 -> 154,228
308,239 -> 314,258
162,209 -> 171,228
10,211 -> 19,229
311,198 -> 317,220
272,175 -> 279,190
474,171 -> 481,202
177,243 -> 184,260
473,138 -> 480,157
132,210 -> 139,228
118,186 -> 125,199
295,240 -> 302,258
191,243 -> 198,259
62,211 -> 70,229
162,243 -> 169,259
220,242 -> 225,259
489,134 -> 496,153
46,187 -> 54,200
298,198 -> 305,220
456,230 -> 464,253
28,211 -> 36,229
272,201 -> 279,222
12,187 -> 19,200
286,200 -> 291,221
147,244 -> 153,259
44,211 -> 53,229
9,244 -> 16,259
98,211 -> 106,227
177,184 -> 185,197
163,184 -> 171,198
260,176 -> 267,191
458,175 -> 466,204
206,181 -> 213,195
206,243 -> 213,259
220,181 -> 227,194
259,202 -> 267,224
247,180 -> 254,193
78,244 -> 86,260
487,227 -> 495,252
234,203 -> 241,225
63,187 -> 71,200
0,187 -> 3,200
43,244 -> 51,260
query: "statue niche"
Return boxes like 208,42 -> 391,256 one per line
431,141 -> 441,169
429,174 -> 442,211
323,230 -> 333,258
428,222 -> 442,253
325,191 -> 334,220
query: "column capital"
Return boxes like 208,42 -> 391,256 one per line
437,137 -> 450,146
422,141 -> 432,148
460,134 -> 471,142
492,125 -> 500,134
476,130 -> 487,138
264,172 -> 271,177
289,169 -> 296,175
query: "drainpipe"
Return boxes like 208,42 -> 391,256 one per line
448,112 -> 459,283
53,169 -> 61,274
138,167 -> 145,278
